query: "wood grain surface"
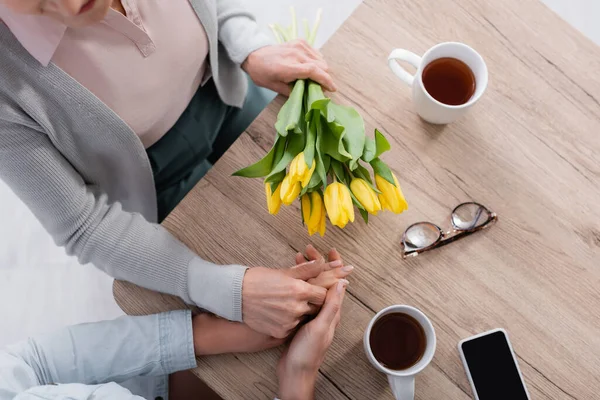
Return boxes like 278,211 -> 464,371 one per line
114,0 -> 600,398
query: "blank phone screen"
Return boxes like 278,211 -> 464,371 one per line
461,331 -> 529,400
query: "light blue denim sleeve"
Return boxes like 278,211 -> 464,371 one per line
0,310 -> 197,399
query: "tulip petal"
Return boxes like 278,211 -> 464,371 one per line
318,206 -> 326,236
281,175 -> 301,205
341,184 -> 355,224
301,161 -> 317,187
265,181 -> 282,215
301,194 -> 311,223
324,183 -> 342,227
351,178 -> 381,215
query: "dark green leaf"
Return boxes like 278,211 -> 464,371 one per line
370,158 -> 395,185
275,80 -> 305,137
330,159 -> 347,184
354,162 -> 373,184
266,133 -> 305,180
359,208 -> 369,224
304,110 -> 317,169
233,135 -> 285,178
267,171 -> 286,194
315,116 -> 329,189
374,129 -> 392,158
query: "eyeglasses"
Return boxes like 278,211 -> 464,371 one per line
401,202 -> 497,258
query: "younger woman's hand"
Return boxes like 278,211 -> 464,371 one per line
295,245 -> 354,289
192,313 -> 284,356
276,280 -> 348,400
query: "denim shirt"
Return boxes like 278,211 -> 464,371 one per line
0,310 -> 197,400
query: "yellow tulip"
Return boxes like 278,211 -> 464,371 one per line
375,173 -> 408,214
350,178 -> 381,215
264,181 -> 282,215
318,203 -> 326,236
324,182 -> 355,228
280,174 -> 301,205
289,152 -> 316,188
301,191 -> 326,236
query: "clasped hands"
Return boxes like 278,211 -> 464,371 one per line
191,245 -> 352,399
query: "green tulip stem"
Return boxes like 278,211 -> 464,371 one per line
303,18 -> 311,41
343,163 -> 355,179
308,8 -> 322,47
269,24 -> 283,44
290,6 -> 298,40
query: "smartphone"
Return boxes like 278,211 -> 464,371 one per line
458,328 -> 530,400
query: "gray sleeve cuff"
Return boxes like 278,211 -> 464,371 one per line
187,257 -> 248,321
219,16 -> 275,64
159,310 -> 198,374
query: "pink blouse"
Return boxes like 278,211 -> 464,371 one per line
0,1 -> 209,148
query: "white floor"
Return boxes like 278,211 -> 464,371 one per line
0,0 -> 597,347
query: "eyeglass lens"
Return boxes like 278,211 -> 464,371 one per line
403,222 -> 441,251
451,203 -> 490,231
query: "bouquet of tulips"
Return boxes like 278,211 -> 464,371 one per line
234,9 -> 408,236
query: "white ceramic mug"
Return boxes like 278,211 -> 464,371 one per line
388,42 -> 488,124
364,305 -> 437,400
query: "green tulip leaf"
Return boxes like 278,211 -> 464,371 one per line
359,208 -> 369,224
354,162 -> 373,184
267,171 -> 286,195
321,122 -> 352,162
374,128 -> 391,158
304,110 -> 318,170
266,133 -> 305,182
327,103 -> 366,170
330,159 -> 348,184
233,135 -> 285,178
275,80 -> 305,137
315,115 -> 330,189
362,137 -> 376,163
306,81 -> 328,112
302,154 -> 328,195
370,158 -> 395,185
306,82 -> 335,123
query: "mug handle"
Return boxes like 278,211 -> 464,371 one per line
388,375 -> 415,400
387,49 -> 422,87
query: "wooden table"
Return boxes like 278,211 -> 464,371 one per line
114,0 -> 600,398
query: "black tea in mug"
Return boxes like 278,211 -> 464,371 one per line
422,57 -> 476,106
369,312 -> 427,370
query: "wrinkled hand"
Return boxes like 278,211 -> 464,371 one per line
192,313 -> 283,355
277,280 -> 348,400
296,245 -> 353,289
242,40 -> 336,96
242,260 -> 341,338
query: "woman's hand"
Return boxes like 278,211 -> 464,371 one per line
242,40 -> 337,96
242,260 -> 341,339
296,245 -> 354,289
192,313 -> 284,355
277,280 -> 348,400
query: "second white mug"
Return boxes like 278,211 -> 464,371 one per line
388,42 -> 488,124
364,305 -> 437,400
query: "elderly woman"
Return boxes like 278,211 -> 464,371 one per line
0,0 -> 348,340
